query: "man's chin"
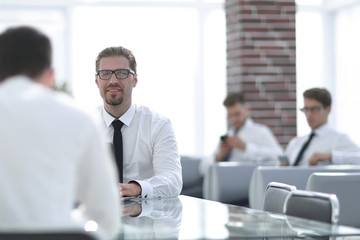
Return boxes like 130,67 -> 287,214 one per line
309,123 -> 320,130
105,98 -> 123,106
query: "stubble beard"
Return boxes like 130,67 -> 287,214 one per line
105,96 -> 123,106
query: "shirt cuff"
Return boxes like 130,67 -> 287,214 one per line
135,180 -> 153,199
331,151 -> 341,164
136,199 -> 154,218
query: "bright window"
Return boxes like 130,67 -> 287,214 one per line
0,0 -> 226,157
296,0 -> 360,146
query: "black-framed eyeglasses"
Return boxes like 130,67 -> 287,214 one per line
300,106 -> 324,113
97,69 -> 135,80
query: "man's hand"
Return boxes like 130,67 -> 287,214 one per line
279,161 -> 289,166
226,136 -> 246,150
215,141 -> 231,161
308,153 -> 332,166
120,182 -> 142,197
215,136 -> 247,161
122,204 -> 142,217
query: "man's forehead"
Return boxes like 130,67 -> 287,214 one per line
100,56 -> 129,66
304,98 -> 322,106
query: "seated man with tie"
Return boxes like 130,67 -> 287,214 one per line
283,87 -> 360,166
215,93 -> 283,163
94,46 -> 182,199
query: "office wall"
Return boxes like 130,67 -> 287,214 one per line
225,0 -> 296,147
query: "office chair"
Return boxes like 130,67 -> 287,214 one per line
0,231 -> 99,240
180,155 -> 203,198
0,223 -> 102,240
263,182 -> 297,213
306,172 -> 360,227
284,189 -> 339,224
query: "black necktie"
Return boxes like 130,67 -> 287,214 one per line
293,132 -> 315,166
112,119 -> 124,182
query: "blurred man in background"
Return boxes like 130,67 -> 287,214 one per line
215,92 -> 283,163
284,88 -> 360,166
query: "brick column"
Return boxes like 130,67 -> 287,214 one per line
226,0 -> 296,147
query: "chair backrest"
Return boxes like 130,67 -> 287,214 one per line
180,155 -> 203,198
249,165 -> 360,209
306,172 -> 360,227
180,156 -> 202,188
0,231 -> 99,240
214,163 -> 260,204
263,182 -> 297,213
284,189 -> 339,224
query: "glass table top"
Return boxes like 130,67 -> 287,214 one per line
121,195 -> 360,239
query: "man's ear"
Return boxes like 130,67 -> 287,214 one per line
245,103 -> 251,113
326,105 -> 331,114
95,74 -> 99,87
132,73 -> 138,88
39,68 -> 55,88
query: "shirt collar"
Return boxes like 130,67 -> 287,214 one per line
2,75 -> 40,88
244,118 -> 253,127
232,118 -> 252,133
102,104 -> 135,128
312,122 -> 330,136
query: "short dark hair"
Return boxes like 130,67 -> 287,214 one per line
95,46 -> 137,73
223,92 -> 246,107
303,88 -> 332,108
0,26 -> 52,82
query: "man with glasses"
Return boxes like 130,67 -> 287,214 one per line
95,46 -> 182,199
283,88 -> 360,166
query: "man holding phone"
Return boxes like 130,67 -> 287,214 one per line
215,93 -> 283,163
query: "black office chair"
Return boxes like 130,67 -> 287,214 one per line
284,189 -> 340,224
0,225 -> 101,240
263,182 -> 297,214
0,231 -> 100,240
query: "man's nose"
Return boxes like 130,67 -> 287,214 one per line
109,72 -> 118,83
305,110 -> 314,116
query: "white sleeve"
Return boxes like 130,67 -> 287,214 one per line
75,120 -> 121,239
331,133 -> 360,164
138,119 -> 183,198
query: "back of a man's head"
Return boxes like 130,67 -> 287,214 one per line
303,88 -> 332,108
223,92 -> 246,107
0,26 -> 52,82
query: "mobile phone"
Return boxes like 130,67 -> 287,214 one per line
220,135 -> 228,142
278,155 -> 289,165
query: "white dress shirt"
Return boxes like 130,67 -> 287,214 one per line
0,76 -> 121,239
219,118 -> 283,163
99,104 -> 182,199
285,122 -> 360,166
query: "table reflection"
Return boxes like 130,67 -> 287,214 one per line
122,197 -> 182,239
225,210 -> 297,238
120,196 -> 360,240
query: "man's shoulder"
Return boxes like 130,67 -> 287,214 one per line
54,92 -> 92,115
247,119 -> 272,132
322,127 -> 351,142
135,105 -> 170,122
313,124 -> 346,139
